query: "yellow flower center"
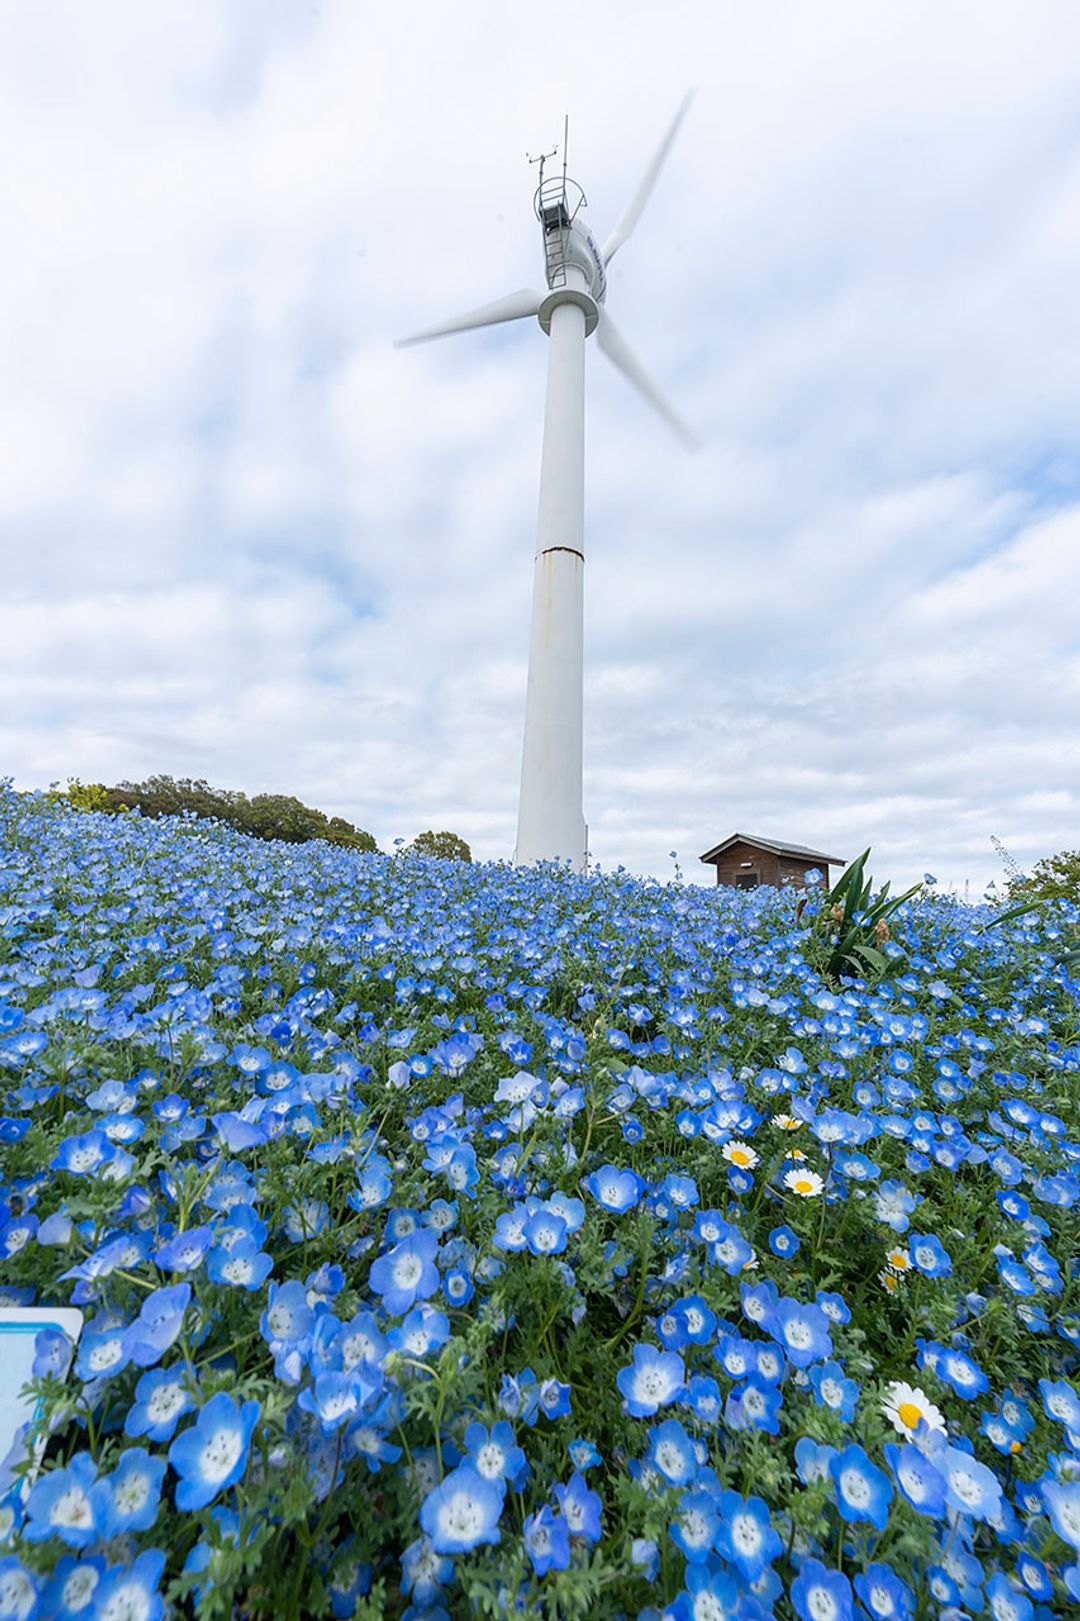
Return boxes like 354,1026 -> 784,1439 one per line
793,1178 -> 815,1195
730,1148 -> 752,1166
898,1402 -> 922,1429
1010,1439 -> 1022,1454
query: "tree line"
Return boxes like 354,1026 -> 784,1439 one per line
50,776 -> 471,860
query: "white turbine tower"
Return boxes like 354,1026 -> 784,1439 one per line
397,97 -> 695,870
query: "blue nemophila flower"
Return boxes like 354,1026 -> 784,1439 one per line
854,1562 -> 915,1621
524,1206 -> 567,1257
350,1153 -> 393,1212
714,1491 -> 782,1583
92,1549 -> 166,1621
980,1406 -> 1023,1455
585,1164 -> 645,1213
492,1203 -> 530,1252
347,1409 -> 403,1476
1015,1552 -> 1054,1602
0,1557 -> 38,1619
714,1333 -> 759,1381
707,1219 -> 754,1275
815,1290 -> 851,1327
795,1437 -> 837,1486
568,1437 -> 601,1472
934,1345 -> 989,1401
125,1365 -> 198,1443
616,1343 -> 685,1417
50,1129 -> 116,1177
995,1249 -> 1036,1295
1039,1378 -> 1080,1431
23,1453 -> 104,1547
1042,1476 -> 1080,1551
206,1236 -> 273,1290
153,1226 -> 213,1274
498,1368 -> 540,1426
31,1326 -> 74,1380
281,1199 -> 330,1242
769,1298 -> 833,1368
740,1278 -> 779,1331
984,1572 -> 1033,1621
400,1535 -> 452,1608
674,1295 -> 716,1345
74,1324 -> 130,1383
669,1488 -> 720,1564
725,1376 -> 783,1435
809,1362 -> 860,1423
523,1504 -> 570,1575
669,1563 -> 739,1621
539,1377 -> 571,1420
630,1537 -> 660,1582
389,1304 -> 449,1360
754,1341 -> 785,1385
0,1217 -> 37,1261
463,1421 -> 526,1488
297,1370 -> 377,1433
883,1442 -> 946,1518
36,1210 -> 74,1247
908,1232 -> 952,1279
791,1558 -> 854,1621
769,1223 -> 800,1257
553,1471 -> 602,1542
442,1265 -> 474,1307
40,1554 -> 105,1620
168,1392 -> 260,1511
260,1278 -> 314,1374
644,1418 -> 698,1487
419,1464 -> 503,1555
122,1283 -> 190,1367
935,1442 -> 1002,1521
830,1443 -> 893,1530
368,1229 -> 440,1316
97,1447 -> 166,1537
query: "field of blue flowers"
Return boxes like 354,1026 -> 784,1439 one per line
1,785 -> 1079,1621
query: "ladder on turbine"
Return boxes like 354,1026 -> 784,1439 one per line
533,170 -> 586,291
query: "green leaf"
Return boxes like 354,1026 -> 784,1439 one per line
976,899 -> 1048,933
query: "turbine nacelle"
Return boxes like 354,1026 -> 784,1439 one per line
534,174 -> 607,303
396,93 -> 696,448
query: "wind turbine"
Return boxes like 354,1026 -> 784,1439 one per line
397,96 -> 695,870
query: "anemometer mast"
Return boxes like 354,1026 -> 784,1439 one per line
397,95 -> 695,871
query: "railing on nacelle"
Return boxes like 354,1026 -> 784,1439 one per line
533,174 -> 586,290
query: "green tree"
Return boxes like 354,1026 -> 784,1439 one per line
47,778 -> 114,813
408,829 -> 472,862
1008,850 -> 1080,906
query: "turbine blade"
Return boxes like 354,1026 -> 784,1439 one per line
596,309 -> 697,449
395,288 -> 545,348
601,90 -> 694,266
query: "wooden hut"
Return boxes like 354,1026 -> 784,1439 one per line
699,833 -> 845,891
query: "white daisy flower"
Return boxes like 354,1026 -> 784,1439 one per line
882,1380 -> 946,1439
783,1168 -> 823,1198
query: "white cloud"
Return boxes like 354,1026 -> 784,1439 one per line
2,0 -> 1080,891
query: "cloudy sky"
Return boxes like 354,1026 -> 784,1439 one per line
3,1 -> 1079,892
